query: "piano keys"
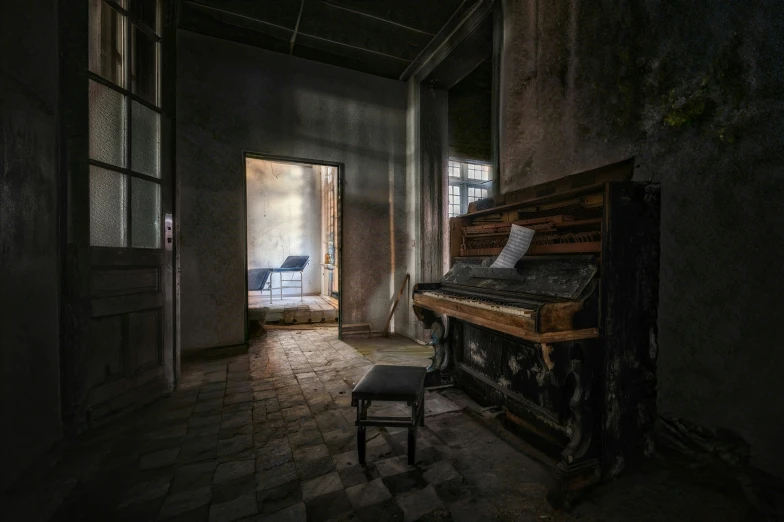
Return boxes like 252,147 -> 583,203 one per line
413,176 -> 660,507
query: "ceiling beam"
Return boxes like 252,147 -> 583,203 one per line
298,33 -> 409,62
400,0 -> 496,82
290,0 -> 305,54
423,15 -> 492,89
183,1 -> 410,62
320,1 -> 435,36
184,2 -> 294,34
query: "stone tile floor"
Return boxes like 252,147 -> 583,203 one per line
0,328 -> 764,522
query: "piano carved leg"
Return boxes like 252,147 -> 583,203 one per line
439,336 -> 451,373
415,309 -> 453,385
426,321 -> 445,373
549,357 -> 600,509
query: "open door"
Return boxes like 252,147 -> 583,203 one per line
61,0 -> 176,430
320,166 -> 339,300
244,156 -> 342,329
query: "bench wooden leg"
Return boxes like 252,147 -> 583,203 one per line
357,426 -> 366,465
407,426 -> 417,465
408,401 -> 422,465
356,399 -> 370,466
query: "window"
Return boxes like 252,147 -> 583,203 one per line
447,160 -> 493,217
467,164 -> 491,181
448,184 -> 461,218
88,0 -> 162,248
467,186 -> 488,205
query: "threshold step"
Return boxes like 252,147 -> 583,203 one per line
342,323 -> 372,337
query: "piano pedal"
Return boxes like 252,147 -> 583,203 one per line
480,405 -> 504,419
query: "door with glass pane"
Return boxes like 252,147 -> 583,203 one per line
84,0 -> 173,421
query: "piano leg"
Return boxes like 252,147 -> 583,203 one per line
415,308 -> 453,386
548,354 -> 601,508
426,321 -> 443,371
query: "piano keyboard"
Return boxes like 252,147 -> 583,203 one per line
420,291 -> 534,318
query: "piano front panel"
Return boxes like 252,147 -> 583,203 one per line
451,319 -> 601,459
462,322 -> 561,414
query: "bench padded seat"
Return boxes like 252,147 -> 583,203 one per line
352,365 -> 426,403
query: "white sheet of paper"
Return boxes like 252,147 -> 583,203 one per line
490,224 -> 535,268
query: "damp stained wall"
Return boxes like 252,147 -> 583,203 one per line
177,31 -> 408,351
448,60 -> 493,162
499,0 -> 784,475
246,159 -> 322,296
0,0 -> 62,490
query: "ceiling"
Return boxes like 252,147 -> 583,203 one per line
178,0 -> 471,80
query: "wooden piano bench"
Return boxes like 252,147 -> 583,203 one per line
351,365 -> 426,465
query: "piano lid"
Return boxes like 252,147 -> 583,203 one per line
442,255 -> 598,300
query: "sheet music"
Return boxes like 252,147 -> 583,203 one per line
490,224 -> 535,269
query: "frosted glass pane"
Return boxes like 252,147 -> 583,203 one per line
89,80 -> 127,167
90,167 -> 127,247
131,177 -> 160,248
131,102 -> 160,177
88,0 -> 126,87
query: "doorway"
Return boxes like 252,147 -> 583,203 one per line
244,155 -> 341,329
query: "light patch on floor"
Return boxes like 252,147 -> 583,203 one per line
343,334 -> 433,368
249,294 -> 338,324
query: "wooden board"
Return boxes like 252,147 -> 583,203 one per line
413,295 -> 598,343
498,158 -> 633,208
528,242 -> 602,255
342,323 -> 372,337
553,218 -> 603,229
460,247 -> 504,256
461,241 -> 602,257
467,185 -> 605,219
450,216 -> 472,264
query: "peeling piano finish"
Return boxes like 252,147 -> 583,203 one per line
413,177 -> 660,506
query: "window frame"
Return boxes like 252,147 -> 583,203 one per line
88,0 -> 163,249
448,159 -> 493,218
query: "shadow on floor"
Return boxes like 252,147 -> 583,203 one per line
0,331 -> 766,522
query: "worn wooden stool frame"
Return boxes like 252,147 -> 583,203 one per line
351,365 -> 426,465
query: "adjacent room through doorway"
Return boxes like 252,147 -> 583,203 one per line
245,156 -> 340,326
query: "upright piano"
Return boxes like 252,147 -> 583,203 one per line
413,161 -> 660,504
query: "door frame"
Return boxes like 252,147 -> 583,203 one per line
242,152 -> 344,338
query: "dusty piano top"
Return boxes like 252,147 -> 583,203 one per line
442,255 -> 598,301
